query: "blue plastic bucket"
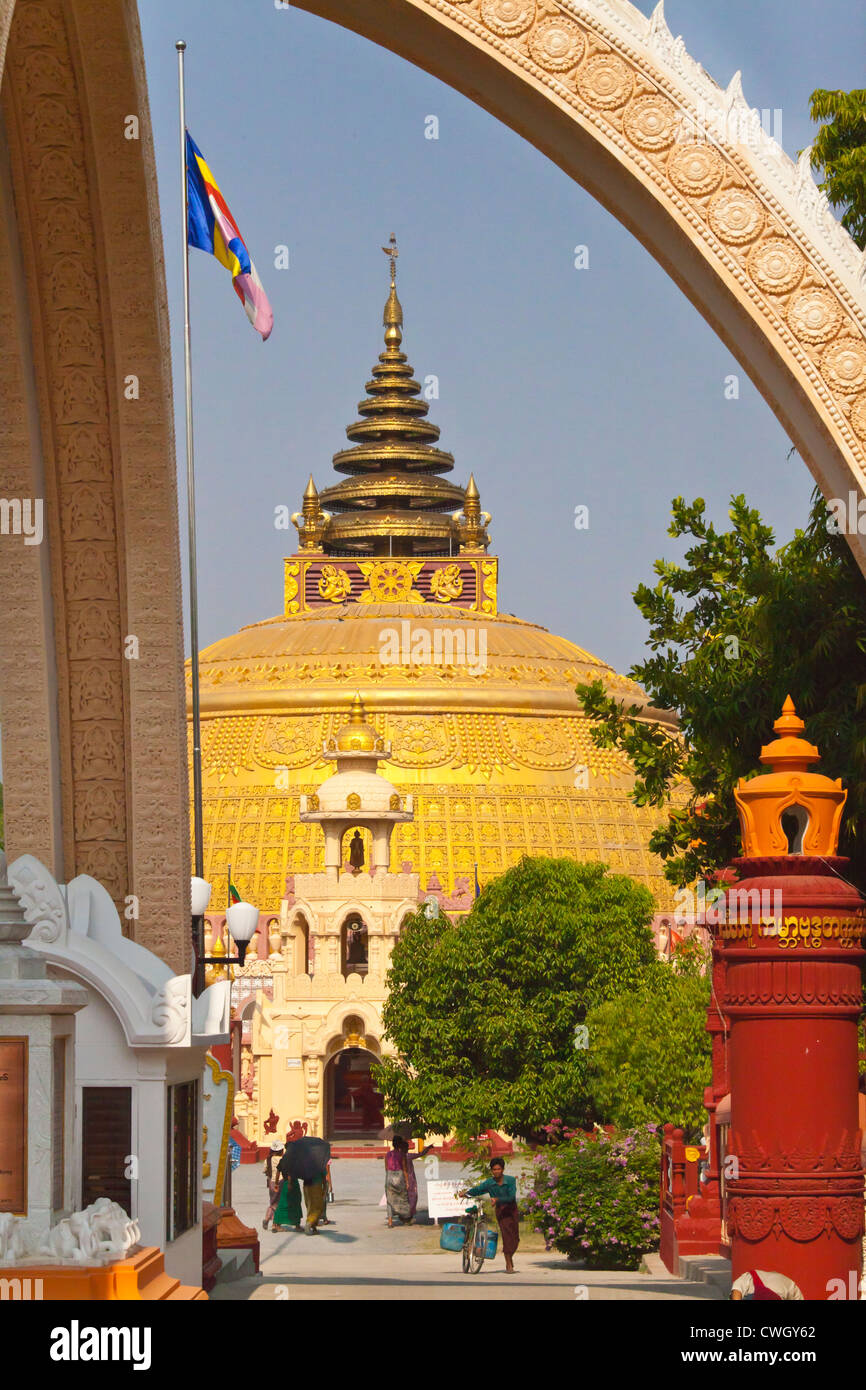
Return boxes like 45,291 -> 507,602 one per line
484,1228 -> 499,1259
439,1222 -> 465,1252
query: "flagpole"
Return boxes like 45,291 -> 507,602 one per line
177,39 -> 205,991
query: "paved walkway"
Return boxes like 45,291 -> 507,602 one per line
211,1159 -> 725,1301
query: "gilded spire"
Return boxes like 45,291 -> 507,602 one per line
291,474 -> 329,550
330,693 -> 384,756
453,472 -> 491,552
296,243 -> 492,559
382,233 -> 403,350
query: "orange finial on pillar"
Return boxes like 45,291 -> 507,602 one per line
733,696 -> 846,857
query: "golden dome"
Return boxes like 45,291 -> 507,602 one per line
192,599 -> 678,913
190,248 -> 680,916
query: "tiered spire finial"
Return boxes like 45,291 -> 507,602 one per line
290,241 -> 491,559
382,234 -> 403,349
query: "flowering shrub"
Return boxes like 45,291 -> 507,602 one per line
522,1121 -> 661,1269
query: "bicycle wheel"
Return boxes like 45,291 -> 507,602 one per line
461,1224 -> 472,1273
470,1221 -> 487,1274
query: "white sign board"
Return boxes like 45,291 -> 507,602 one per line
427,1179 -> 473,1220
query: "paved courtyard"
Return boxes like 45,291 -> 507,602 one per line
210,1158 -> 725,1301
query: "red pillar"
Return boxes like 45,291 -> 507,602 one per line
715,698 -> 866,1300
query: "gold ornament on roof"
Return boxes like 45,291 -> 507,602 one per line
205,934 -> 227,987
429,563 -> 464,602
318,564 -> 352,602
333,694 -> 380,754
346,792 -> 362,811
291,476 -> 330,551
358,559 -> 426,604
453,475 -> 491,552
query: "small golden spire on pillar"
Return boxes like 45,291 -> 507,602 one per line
453,472 -> 491,552
292,474 -> 329,550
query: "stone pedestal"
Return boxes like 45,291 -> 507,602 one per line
0,1247 -> 207,1300
0,872 -> 86,1234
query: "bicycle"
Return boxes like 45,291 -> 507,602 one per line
459,1201 -> 490,1274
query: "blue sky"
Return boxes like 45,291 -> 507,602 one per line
138,0 -> 865,675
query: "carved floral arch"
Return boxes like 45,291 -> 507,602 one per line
1,0 -> 865,981
296,0 -> 866,560
0,0 -> 188,970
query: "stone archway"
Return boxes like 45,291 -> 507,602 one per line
296,0 -> 866,559
325,1044 -> 385,1139
0,0 -> 188,969
1,0 -> 865,980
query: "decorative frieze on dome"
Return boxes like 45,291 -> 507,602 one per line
283,553 -> 497,614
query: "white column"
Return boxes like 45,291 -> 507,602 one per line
371,821 -> 392,875
323,824 -> 341,881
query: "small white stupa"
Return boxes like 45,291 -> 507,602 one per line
300,694 -> 414,878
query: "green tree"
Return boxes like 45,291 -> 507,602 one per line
584,943 -> 712,1134
578,490 -> 866,890
375,857 -> 657,1139
808,88 -> 866,249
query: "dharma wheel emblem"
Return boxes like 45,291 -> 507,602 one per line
358,560 -> 425,604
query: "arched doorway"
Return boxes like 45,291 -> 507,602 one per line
325,1047 -> 384,1139
341,824 -> 372,874
341,913 -> 369,978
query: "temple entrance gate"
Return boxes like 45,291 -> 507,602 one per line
0,0 -> 865,978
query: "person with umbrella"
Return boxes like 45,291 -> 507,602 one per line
279,1133 -> 331,1235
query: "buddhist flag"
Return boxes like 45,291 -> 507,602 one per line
185,130 -> 273,341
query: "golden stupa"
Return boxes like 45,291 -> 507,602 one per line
192,241 -> 677,916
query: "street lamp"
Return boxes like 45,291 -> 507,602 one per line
191,876 -> 212,915
192,876 -> 259,994
191,876 -> 212,995
224,900 -> 260,966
